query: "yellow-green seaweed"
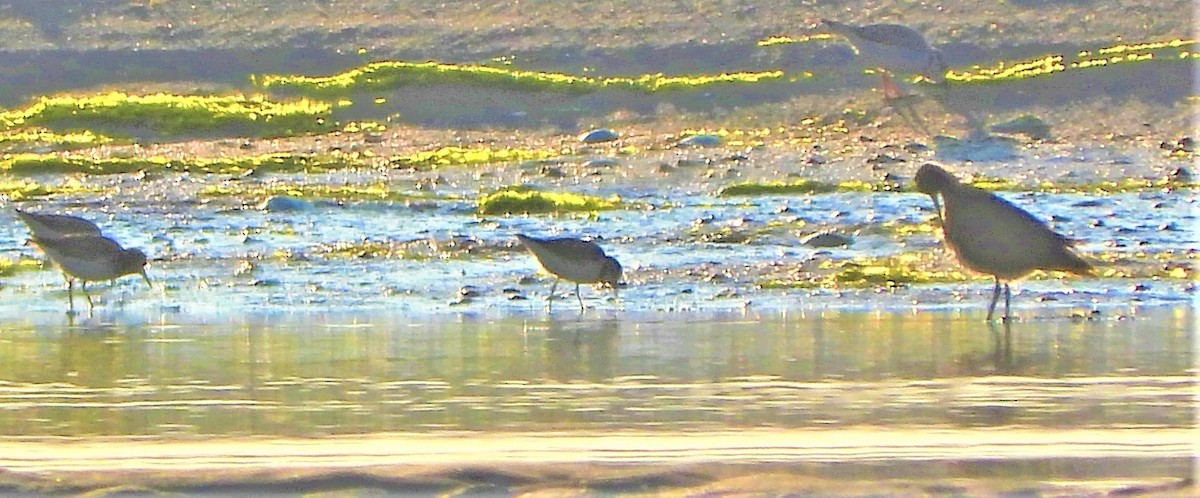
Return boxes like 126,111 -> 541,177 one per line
199,182 -> 450,203
0,128 -> 113,151
947,38 -> 1195,84
0,153 -> 345,176
257,60 -> 785,97
0,257 -> 44,277
0,92 -> 334,138
391,146 -> 559,170
477,188 -> 620,215
717,180 -> 839,196
0,178 -> 102,200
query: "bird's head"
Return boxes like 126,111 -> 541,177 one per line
925,49 -> 949,84
913,163 -> 958,196
599,256 -> 623,288
120,248 -> 153,288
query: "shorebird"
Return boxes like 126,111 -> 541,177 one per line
30,235 -> 152,311
515,234 -> 622,311
15,209 -> 102,239
913,163 -> 1092,321
820,19 -> 948,99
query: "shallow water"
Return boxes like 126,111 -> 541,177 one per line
0,187 -> 1194,318
0,307 -> 1193,436
0,307 -> 1193,494
0,146 -> 1196,492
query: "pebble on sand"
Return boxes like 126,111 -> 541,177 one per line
800,231 -> 853,248
261,195 -> 312,212
579,129 -> 620,144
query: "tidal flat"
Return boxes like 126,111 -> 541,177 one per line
0,1 -> 1196,495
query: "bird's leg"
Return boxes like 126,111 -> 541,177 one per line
1003,283 -> 1012,322
548,279 -> 558,311
82,281 -> 94,309
880,73 -> 904,100
67,279 -> 75,312
575,283 -> 584,312
986,278 -> 1002,321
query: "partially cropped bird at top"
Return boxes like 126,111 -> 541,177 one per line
15,209 -> 102,240
913,163 -> 1093,321
821,19 -> 948,100
515,234 -> 623,311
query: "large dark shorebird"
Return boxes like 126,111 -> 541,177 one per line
821,19 -> 948,99
913,163 -> 1093,321
30,235 -> 152,312
515,234 -> 622,311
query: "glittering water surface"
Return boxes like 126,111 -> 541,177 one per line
0,308 -> 1193,437
0,163 -> 1195,493
0,307 -> 1193,493
0,187 -> 1193,317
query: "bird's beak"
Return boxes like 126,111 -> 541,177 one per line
929,194 -> 944,225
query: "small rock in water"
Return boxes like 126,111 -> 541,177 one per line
260,195 -> 312,212
989,114 -> 1052,140
800,231 -> 852,248
933,134 -> 1019,162
450,285 -> 481,306
579,129 -> 619,144
677,134 -> 722,148
583,157 -> 620,168
1161,137 -> 1194,154
1178,136 -> 1195,152
867,153 -> 905,165
1169,166 -> 1192,183
1072,199 -> 1105,208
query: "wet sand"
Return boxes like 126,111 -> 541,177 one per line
0,429 -> 1194,495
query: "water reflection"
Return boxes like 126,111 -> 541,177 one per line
0,307 -> 1192,438
543,318 -> 620,382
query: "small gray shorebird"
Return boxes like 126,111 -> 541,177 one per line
15,209 -> 102,240
30,235 -> 152,311
515,234 -> 622,311
914,163 -> 1093,321
821,19 -> 948,99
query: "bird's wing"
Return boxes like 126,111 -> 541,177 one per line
545,238 -> 608,258
943,188 -> 1089,276
33,235 -> 124,259
852,24 -> 932,51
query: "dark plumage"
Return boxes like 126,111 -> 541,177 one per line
914,163 -> 1092,321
